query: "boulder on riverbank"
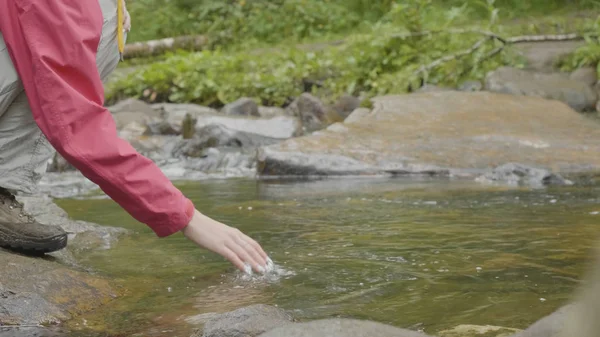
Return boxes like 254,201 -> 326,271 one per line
257,91 -> 600,178
197,304 -> 295,337
438,324 -> 520,337
484,67 -> 597,112
257,318 -> 433,337
0,196 -> 126,328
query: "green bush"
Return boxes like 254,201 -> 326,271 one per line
111,0 -> 600,107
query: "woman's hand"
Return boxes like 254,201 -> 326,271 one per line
181,210 -> 270,274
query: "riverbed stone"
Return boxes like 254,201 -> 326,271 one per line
257,319 -> 433,337
475,163 -> 572,188
222,97 -> 260,117
197,304 -> 294,337
0,327 -> 66,337
484,66 -> 597,112
438,324 -> 520,337
257,91 -> 600,177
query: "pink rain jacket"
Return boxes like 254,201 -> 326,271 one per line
0,0 -> 195,237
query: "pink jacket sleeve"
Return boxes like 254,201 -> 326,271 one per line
0,0 -> 195,237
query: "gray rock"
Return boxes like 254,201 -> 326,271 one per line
46,152 -> 74,173
417,84 -> 453,92
19,194 -> 128,253
258,106 -> 287,118
570,67 -> 597,87
332,94 -> 361,119
195,115 -> 301,139
223,98 -> 260,117
475,163 -> 573,188
172,124 -> 282,158
198,304 -> 294,337
151,103 -> 218,134
0,195 -> 125,326
286,93 -> 329,132
108,98 -> 156,116
257,318 -> 433,337
509,304 -> 573,337
0,327 -> 66,337
108,98 -> 161,130
458,80 -> 483,92
485,66 -> 597,112
258,92 -> 600,177
344,108 -> 371,124
513,41 -> 585,72
439,325 -> 519,337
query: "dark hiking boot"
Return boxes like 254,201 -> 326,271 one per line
0,187 -> 67,254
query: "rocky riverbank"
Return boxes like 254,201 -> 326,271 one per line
186,302 -> 576,337
0,196 -> 127,336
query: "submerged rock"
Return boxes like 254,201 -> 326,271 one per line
257,319 -> 433,337
485,67 -> 597,112
197,304 -> 294,337
0,327 -> 66,337
438,324 -> 520,337
475,163 -> 573,188
257,92 -> 600,177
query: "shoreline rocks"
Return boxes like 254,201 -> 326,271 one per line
0,196 -> 128,332
258,91 -> 600,178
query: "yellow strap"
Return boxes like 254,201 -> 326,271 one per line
117,0 -> 124,60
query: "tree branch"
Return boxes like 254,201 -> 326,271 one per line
123,35 -> 208,59
413,30 -> 597,80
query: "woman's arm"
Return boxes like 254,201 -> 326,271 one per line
0,0 -> 268,273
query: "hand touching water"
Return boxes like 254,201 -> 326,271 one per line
181,210 -> 270,274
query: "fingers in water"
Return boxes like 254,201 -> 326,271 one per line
226,240 -> 262,274
222,247 -> 246,273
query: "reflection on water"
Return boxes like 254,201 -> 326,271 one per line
56,177 -> 600,337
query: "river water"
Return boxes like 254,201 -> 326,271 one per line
56,177 -> 600,337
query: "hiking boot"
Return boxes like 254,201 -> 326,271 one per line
0,187 -> 67,254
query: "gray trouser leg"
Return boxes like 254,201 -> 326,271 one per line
0,0 -> 125,194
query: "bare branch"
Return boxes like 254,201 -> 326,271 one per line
391,28 -> 506,43
123,35 -> 208,59
416,37 -> 493,77
506,32 -> 588,44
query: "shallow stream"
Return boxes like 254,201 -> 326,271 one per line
56,177 -> 600,337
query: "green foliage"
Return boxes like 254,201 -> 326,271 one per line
126,0 -> 600,46
111,0 -> 600,107
107,0 -> 523,107
558,32 -> 600,71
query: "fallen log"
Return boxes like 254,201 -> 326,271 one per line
123,34 -> 209,59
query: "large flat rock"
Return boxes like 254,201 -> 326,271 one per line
257,92 -> 600,177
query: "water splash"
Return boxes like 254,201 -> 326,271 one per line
235,257 -> 296,284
